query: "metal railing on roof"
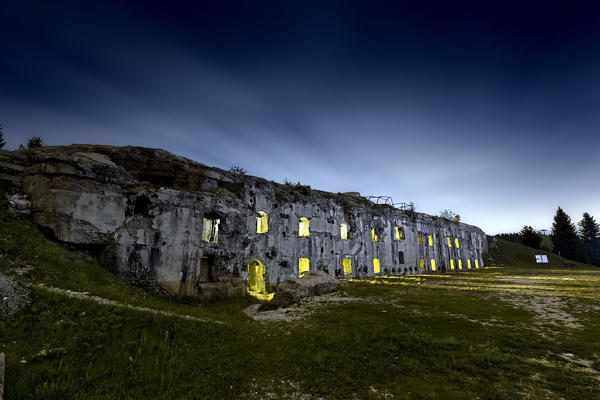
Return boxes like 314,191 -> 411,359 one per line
366,196 -> 414,211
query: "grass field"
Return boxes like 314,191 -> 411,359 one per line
1,205 -> 599,399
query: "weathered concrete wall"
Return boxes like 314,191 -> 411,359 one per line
3,145 -> 488,297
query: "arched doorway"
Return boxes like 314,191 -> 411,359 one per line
247,259 -> 273,300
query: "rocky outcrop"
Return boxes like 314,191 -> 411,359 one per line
0,272 -> 31,318
6,194 -> 31,217
0,145 -> 488,300
269,271 -> 339,308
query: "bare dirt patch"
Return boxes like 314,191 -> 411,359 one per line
492,275 -> 583,334
244,292 -> 361,323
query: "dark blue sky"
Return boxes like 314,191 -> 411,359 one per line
2,1 -> 600,234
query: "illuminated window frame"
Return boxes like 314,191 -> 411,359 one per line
371,228 -> 378,242
340,224 -> 348,240
395,226 -> 405,240
343,258 -> 352,275
299,217 -> 310,237
299,257 -> 310,276
256,211 -> 268,234
373,258 -> 380,274
202,217 -> 220,243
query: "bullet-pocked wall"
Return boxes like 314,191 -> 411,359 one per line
9,145 -> 488,297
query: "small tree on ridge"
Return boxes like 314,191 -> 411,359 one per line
27,136 -> 44,148
520,225 -> 542,249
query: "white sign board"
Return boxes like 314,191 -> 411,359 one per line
535,255 -> 549,263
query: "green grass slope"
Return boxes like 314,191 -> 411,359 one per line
1,194 -> 599,399
487,235 -> 596,269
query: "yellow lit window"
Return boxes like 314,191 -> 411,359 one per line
371,228 -> 378,242
428,235 -> 433,247
340,224 -> 348,240
395,226 -> 405,240
447,237 -> 452,247
458,259 -> 463,270
475,259 -> 479,268
418,234 -> 423,245
450,259 -> 455,270
256,211 -> 268,234
455,238 -> 460,248
467,259 -> 472,269
299,257 -> 310,276
202,217 -> 220,243
430,259 -> 436,271
299,217 -> 310,237
343,258 -> 352,275
419,259 -> 425,271
373,258 -> 380,274
247,259 -> 267,294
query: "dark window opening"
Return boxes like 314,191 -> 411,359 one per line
134,195 -> 151,216
398,251 -> 405,264
199,256 -> 215,283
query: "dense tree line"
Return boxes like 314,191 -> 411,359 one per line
520,226 -> 542,249
549,207 -> 599,265
497,228 -> 543,249
496,207 -> 600,266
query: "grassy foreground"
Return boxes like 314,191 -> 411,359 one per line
1,207 -> 599,399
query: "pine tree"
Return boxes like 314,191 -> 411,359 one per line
520,225 -> 542,249
578,213 -> 600,265
27,136 -> 44,148
550,207 -> 579,260
0,124 -> 5,149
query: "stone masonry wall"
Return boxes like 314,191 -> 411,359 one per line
2,145 -> 488,297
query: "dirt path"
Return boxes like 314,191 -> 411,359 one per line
31,283 -> 224,325
493,275 -> 583,335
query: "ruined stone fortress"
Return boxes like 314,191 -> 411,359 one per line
0,145 -> 488,298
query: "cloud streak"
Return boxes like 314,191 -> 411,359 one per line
1,1 -> 599,234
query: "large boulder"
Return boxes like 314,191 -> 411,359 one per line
0,272 -> 31,318
269,271 -> 338,308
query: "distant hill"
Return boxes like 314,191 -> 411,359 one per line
487,236 -> 597,269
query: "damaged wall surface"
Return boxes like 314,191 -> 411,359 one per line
0,146 -> 488,298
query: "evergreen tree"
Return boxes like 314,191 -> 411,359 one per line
578,213 -> 600,265
27,136 -> 44,148
0,124 -> 5,149
520,225 -> 542,249
550,207 -> 579,260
